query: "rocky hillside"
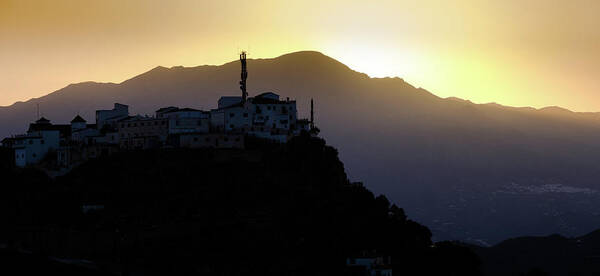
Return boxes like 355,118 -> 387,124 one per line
0,135 -> 481,275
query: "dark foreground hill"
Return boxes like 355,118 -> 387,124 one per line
471,229 -> 600,276
0,135 -> 480,275
3,51 -> 600,243
0,248 -> 112,276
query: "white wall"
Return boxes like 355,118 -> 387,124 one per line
14,148 -> 26,167
27,130 -> 60,164
169,118 -> 210,134
96,103 -> 129,128
223,106 -> 252,132
210,110 -> 225,131
72,128 -> 101,143
254,102 -> 297,130
71,122 -> 86,130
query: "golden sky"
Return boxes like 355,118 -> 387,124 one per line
1,0 -> 599,111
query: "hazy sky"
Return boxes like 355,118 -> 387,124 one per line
1,0 -> 599,111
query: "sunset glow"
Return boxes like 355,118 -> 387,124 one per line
1,0 -> 598,110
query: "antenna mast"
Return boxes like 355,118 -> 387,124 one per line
239,51 -> 248,102
310,98 -> 314,130
37,103 -> 40,120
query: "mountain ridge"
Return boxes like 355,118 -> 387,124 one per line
471,229 -> 600,276
1,51 -> 595,117
2,50 -> 600,244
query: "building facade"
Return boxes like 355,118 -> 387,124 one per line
96,103 -> 129,129
2,123 -> 60,167
157,107 -> 210,134
117,116 -> 169,150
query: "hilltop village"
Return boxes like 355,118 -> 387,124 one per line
1,52 -> 318,168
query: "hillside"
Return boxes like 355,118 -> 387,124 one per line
0,135 -> 481,275
471,229 -> 600,276
2,51 -> 600,243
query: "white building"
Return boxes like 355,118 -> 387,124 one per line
70,115 -> 102,144
2,118 -> 61,167
156,107 -> 210,134
117,116 -> 169,149
96,103 -> 129,129
70,115 -> 87,131
346,255 -> 393,276
71,128 -> 101,143
210,92 -> 301,142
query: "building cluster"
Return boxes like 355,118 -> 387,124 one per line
1,52 -> 317,168
1,93 -> 314,168
346,253 -> 393,276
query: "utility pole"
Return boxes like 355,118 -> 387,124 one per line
310,98 -> 314,130
239,51 -> 248,102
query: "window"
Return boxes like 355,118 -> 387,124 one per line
235,138 -> 240,142
121,124 -> 124,128
230,113 -> 235,118
32,153 -> 36,158
272,123 -> 276,128
205,137 -> 210,142
289,115 -> 293,120
224,137 -> 229,142
41,140 -> 45,144
29,140 -> 33,145
197,120 -> 202,126
161,121 -> 166,125
127,123 -> 131,127
230,124 -> 234,129
267,106 -> 271,110
193,137 -> 198,142
243,113 -> 248,118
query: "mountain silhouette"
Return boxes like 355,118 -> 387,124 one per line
2,51 -> 600,243
471,229 -> 600,275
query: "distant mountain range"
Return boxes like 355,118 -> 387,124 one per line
2,51 -> 600,244
471,229 -> 600,275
